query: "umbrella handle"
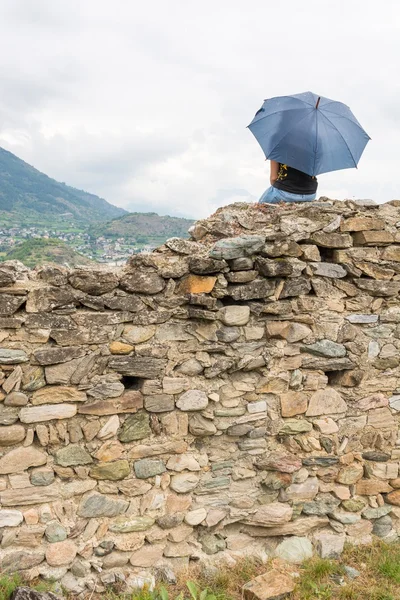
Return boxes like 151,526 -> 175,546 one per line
316,97 -> 321,109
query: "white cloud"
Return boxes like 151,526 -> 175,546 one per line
0,0 -> 399,218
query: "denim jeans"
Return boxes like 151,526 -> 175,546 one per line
259,186 -> 316,204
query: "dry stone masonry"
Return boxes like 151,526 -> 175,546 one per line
2,198 -> 400,591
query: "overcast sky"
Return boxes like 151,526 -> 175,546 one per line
0,0 -> 399,218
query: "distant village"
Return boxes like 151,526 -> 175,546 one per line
0,225 -> 154,264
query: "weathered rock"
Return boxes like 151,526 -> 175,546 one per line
118,412 -> 151,442
0,485 -> 59,506
0,446 -> 47,475
280,392 -> 308,417
144,394 -> 175,412
210,235 -> 265,260
0,348 -> 28,364
108,356 -> 166,378
275,536 -> 313,563
315,533 -> 345,559
33,346 -> 85,366
78,493 -> 129,517
0,509 -> 23,527
243,570 -> 295,600
280,277 -> 311,298
4,391 -> 28,406
266,321 -> 311,343
69,269 -> 119,295
257,452 -> 302,473
177,275 -> 217,294
46,540 -> 77,567
303,493 -> 340,515
302,339 -> 346,358
242,503 -> 293,527
219,305 -> 250,326
55,445 -> 93,467
176,389 -> 208,411
170,473 -> 199,493
311,231 -> 352,248
120,270 -> 165,294
306,388 -> 347,416
90,460 -> 130,480
189,414 -> 217,436
279,419 -> 312,434
372,515 -> 393,537
227,279 -> 275,300
109,515 -> 155,533
134,459 -> 166,479
78,390 -> 143,415
32,386 -> 86,405
309,262 -> 346,278
20,404 -> 77,423
0,425 -> 25,446
1,551 -> 45,572
45,521 -> 67,542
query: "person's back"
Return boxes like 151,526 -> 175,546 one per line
259,160 -> 318,204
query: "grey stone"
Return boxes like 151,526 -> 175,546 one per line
346,314 -> 379,324
0,296 -> 26,316
87,381 -> 124,399
255,257 -> 293,277
316,533 -> 345,559
275,536 -> 313,563
109,356 -> 166,378
303,493 -> 340,516
4,392 -> 28,406
210,235 -> 265,260
200,533 -> 226,554
120,270 -> 165,294
373,515 -> 393,538
362,451 -> 390,462
280,276 -> 311,298
227,279 -> 275,301
144,394 -> 175,412
0,509 -> 23,527
1,551 -> 45,572
78,493 -> 129,518
33,346 -> 85,366
330,511 -> 361,525
189,414 -> 217,436
0,348 -> 28,364
344,566 -> 361,579
189,257 -> 227,274
302,339 -> 346,358
133,459 -> 166,479
45,521 -> 68,543
301,356 -> 354,371
0,406 -> 19,425
55,445 -> 93,467
68,269 -> 119,295
30,470 -> 55,486
118,412 -> 151,442
176,389 -> 208,411
362,505 -> 392,520
309,262 -> 346,278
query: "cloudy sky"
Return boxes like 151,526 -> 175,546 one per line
0,0 -> 399,218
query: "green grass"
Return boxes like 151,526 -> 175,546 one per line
0,574 -> 22,600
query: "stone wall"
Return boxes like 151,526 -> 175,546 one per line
1,198 -> 400,592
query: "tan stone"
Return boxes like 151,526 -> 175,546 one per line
112,532 -> 145,552
20,404 -> 77,423
123,325 -> 156,344
129,544 -> 164,567
368,408 -> 396,429
340,216 -> 385,232
266,321 -> 311,343
242,503 -> 293,527
94,440 -> 124,462
0,425 -> 26,446
0,446 -> 47,475
78,390 -> 143,415
128,440 -> 187,459
243,570 -> 295,600
356,479 -> 393,496
382,246 -> 400,261
45,540 -> 77,567
23,509 -> 39,525
306,388 -> 347,416
313,418 -> 338,434
244,516 -> 328,537
387,489 -> 400,506
280,391 -> 308,417
177,275 -> 217,294
109,341 -> 134,355
336,464 -> 364,485
353,230 -> 394,245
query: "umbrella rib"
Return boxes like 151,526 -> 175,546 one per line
319,112 -> 358,168
248,106 -> 308,127
320,108 -> 371,137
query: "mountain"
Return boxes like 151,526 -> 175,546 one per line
88,212 -> 195,246
0,147 -> 127,226
5,238 -> 94,268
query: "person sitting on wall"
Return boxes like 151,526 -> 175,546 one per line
259,160 -> 318,204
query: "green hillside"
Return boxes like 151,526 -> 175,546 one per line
5,238 -> 94,268
89,212 -> 194,246
0,147 -> 127,226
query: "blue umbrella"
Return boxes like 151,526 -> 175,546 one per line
247,91 -> 370,176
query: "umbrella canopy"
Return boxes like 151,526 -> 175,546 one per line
247,91 -> 370,176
